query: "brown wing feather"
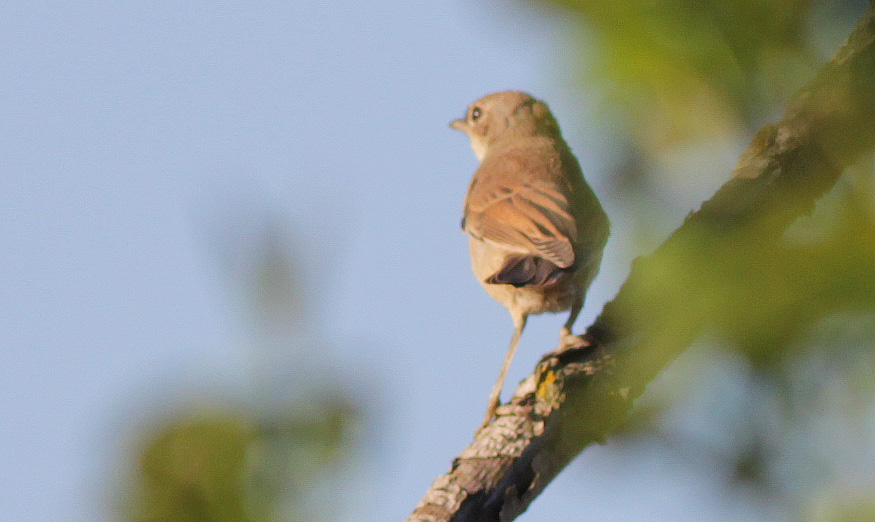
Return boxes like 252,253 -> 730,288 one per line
464,180 -> 577,269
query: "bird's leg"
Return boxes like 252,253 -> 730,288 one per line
559,295 -> 586,349
481,312 -> 527,430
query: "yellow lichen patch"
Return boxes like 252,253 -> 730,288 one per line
536,370 -> 557,399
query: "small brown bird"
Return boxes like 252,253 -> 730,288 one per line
451,91 -> 610,428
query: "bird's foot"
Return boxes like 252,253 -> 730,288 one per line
558,327 -> 590,351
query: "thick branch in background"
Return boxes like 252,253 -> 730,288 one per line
405,6 -> 875,522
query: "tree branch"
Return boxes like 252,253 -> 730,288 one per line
405,6 -> 875,522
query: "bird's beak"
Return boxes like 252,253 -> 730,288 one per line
450,119 -> 467,131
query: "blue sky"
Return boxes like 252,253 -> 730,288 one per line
1,2 -> 772,521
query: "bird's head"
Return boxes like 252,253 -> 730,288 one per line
450,91 -> 560,160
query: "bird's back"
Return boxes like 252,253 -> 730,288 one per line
463,136 -> 608,317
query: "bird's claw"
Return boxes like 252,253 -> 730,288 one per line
558,328 -> 589,350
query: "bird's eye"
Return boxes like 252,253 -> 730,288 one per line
470,107 -> 482,122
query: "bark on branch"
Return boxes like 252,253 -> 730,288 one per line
405,6 -> 875,522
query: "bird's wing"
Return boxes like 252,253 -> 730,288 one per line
463,179 -> 577,269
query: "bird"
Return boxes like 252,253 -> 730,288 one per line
450,91 -> 610,428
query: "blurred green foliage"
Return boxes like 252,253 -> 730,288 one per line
551,0 -> 821,146
124,400 -> 353,522
630,164 -> 875,365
